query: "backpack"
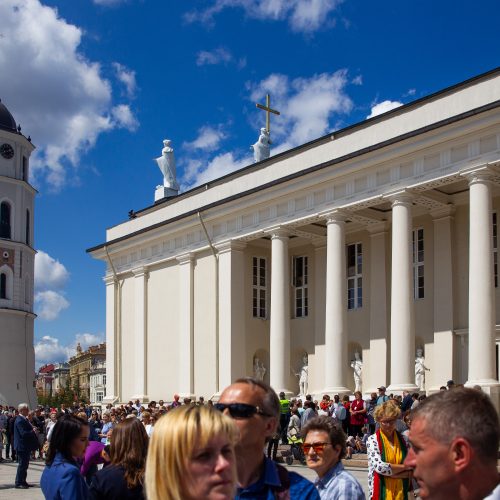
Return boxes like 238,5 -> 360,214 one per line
335,404 -> 347,421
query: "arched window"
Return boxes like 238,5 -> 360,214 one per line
0,273 -> 6,299
26,209 -> 30,245
0,202 -> 11,239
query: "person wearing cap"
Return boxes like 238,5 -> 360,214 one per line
279,391 -> 291,445
376,387 -> 389,406
446,380 -> 455,390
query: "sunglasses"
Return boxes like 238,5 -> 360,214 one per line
214,403 -> 272,419
302,442 -> 332,454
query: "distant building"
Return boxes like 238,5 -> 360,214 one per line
0,99 -> 36,407
68,342 -> 106,401
36,364 -> 54,398
89,360 -> 106,405
52,363 -> 70,395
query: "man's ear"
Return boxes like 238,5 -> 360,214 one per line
450,438 -> 472,472
264,416 -> 278,437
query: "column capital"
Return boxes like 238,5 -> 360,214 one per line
430,205 -> 456,220
460,165 -> 496,186
215,240 -> 247,255
367,221 -> 389,235
103,274 -> 117,286
131,266 -> 148,278
383,189 -> 414,207
321,209 -> 348,224
176,252 -> 194,265
265,226 -> 290,239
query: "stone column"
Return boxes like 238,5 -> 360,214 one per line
217,241 -> 247,391
464,169 -> 499,389
269,229 -> 292,395
177,253 -> 194,398
132,267 -> 149,401
103,275 -> 118,404
388,192 -> 418,392
323,212 -> 350,395
313,240 -> 327,395
430,206 -> 455,391
368,223 -> 389,393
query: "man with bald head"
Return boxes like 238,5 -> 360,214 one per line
404,388 -> 499,499
216,377 -> 319,499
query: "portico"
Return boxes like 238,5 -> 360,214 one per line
89,69 -> 500,407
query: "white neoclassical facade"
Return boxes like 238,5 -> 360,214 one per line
89,69 -> 500,408
0,99 -> 36,407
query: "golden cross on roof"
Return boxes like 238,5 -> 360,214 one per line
256,94 -> 280,134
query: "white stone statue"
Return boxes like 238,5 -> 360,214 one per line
293,354 -> 309,396
155,139 -> 179,192
251,128 -> 271,163
351,351 -> 363,393
415,348 -> 430,391
253,357 -> 266,382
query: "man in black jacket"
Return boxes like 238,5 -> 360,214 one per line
13,403 -> 38,489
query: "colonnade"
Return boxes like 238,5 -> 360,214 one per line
267,167 -> 499,395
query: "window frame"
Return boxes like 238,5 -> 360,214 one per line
252,256 -> 267,319
293,255 -> 309,318
347,242 -> 363,310
412,228 -> 425,299
0,201 -> 12,239
493,212 -> 498,288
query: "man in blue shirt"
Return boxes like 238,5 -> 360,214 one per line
303,415 -> 365,499
217,377 -> 319,499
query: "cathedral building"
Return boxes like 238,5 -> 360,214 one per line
88,68 -> 500,408
0,99 -> 36,407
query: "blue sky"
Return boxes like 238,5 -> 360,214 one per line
0,0 -> 498,366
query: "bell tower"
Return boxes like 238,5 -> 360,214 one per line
0,98 -> 36,407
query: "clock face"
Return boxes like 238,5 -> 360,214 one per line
0,143 -> 14,160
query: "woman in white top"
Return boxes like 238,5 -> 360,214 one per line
141,411 -> 154,437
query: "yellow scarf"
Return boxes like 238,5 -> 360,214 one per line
380,430 -> 404,500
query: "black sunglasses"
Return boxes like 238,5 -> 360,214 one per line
214,403 -> 273,419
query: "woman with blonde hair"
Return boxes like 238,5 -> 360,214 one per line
145,404 -> 237,500
367,401 -> 412,499
89,417 -> 148,499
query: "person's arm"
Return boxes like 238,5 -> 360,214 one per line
367,435 -> 411,477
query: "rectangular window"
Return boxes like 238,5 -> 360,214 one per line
494,213 -> 498,288
252,257 -> 267,318
347,243 -> 363,309
103,374 -> 107,386
293,256 -> 309,317
96,392 -> 103,403
413,228 -> 424,299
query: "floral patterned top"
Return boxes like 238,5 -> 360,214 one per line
366,431 -> 409,499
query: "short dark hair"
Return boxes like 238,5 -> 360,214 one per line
46,415 -> 89,465
411,388 -> 499,463
302,415 -> 347,459
233,377 -> 280,419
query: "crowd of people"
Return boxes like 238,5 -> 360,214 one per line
0,381 -> 498,499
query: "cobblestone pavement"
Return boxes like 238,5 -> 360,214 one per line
0,458 -> 370,499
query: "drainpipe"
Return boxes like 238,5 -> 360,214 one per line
104,245 -> 122,404
197,211 -> 220,394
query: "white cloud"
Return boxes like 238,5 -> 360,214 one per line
180,69 -> 353,189
196,47 -> 233,66
183,125 -> 226,152
112,62 -> 137,97
352,75 -> 363,85
185,0 -> 344,33
34,332 -> 104,368
35,290 -> 70,321
248,69 -> 353,151
0,0 -> 138,189
367,100 -> 403,119
35,251 -> 69,291
111,105 -> 139,131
